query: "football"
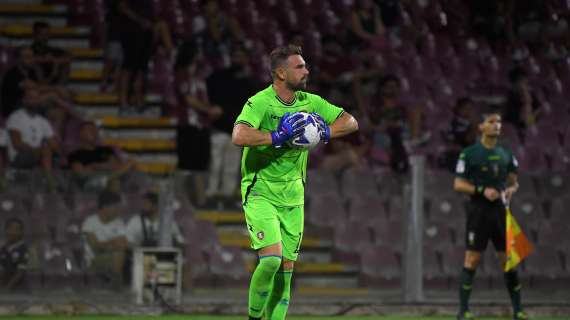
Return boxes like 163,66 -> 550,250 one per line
288,112 -> 321,149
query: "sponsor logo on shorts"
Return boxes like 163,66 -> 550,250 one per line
468,231 -> 475,245
257,231 -> 264,240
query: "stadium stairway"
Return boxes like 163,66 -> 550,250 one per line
0,1 -> 174,175
196,210 -> 366,293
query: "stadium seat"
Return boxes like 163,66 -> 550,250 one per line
0,193 -> 28,215
340,167 -> 380,198
373,220 -> 404,254
347,193 -> 388,223
426,194 -> 465,230
305,169 -> 340,197
209,245 -> 249,287
537,173 -> 570,198
333,220 -> 373,264
525,245 -> 564,286
359,244 -> 401,287
307,192 -> 347,228
423,221 -> 453,251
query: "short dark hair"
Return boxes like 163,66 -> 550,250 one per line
33,21 -> 50,33
174,40 -> 199,70
98,191 -> 121,209
508,67 -> 528,84
269,44 -> 302,79
379,74 -> 401,87
454,97 -> 473,112
5,217 -> 23,230
480,104 -> 502,123
143,191 -> 159,206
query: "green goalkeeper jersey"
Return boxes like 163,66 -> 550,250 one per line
234,85 -> 344,207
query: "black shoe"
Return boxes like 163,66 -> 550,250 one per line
513,311 -> 529,320
457,310 -> 475,320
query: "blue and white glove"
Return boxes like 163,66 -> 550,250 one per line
271,112 -> 306,148
311,112 -> 330,144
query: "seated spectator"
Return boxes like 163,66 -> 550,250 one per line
205,45 -> 259,207
504,67 -> 542,138
316,35 -> 358,106
100,0 -> 124,93
6,88 -> 60,171
125,191 -> 185,247
367,75 -> 426,173
0,218 -> 29,292
67,121 -> 135,191
82,191 -> 127,288
321,132 -> 371,172
439,97 -> 478,171
348,0 -> 386,51
30,21 -> 72,85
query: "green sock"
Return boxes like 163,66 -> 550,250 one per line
248,255 -> 282,318
266,270 -> 293,320
459,267 -> 476,313
504,270 -> 522,313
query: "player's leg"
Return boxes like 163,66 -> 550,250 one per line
244,199 -> 283,320
458,202 -> 489,320
266,205 -> 303,320
491,208 -> 527,320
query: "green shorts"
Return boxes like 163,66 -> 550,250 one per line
243,197 -> 304,261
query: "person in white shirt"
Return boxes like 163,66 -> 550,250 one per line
6,87 -> 59,170
82,191 -> 127,287
125,191 -> 185,247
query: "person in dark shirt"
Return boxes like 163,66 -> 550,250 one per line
30,21 -> 71,85
1,46 -> 42,117
205,45 -> 259,205
0,218 -> 29,291
440,97 -> 477,171
453,105 -> 527,320
68,121 -> 135,190
504,67 -> 541,138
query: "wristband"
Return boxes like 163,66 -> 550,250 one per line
475,185 -> 485,195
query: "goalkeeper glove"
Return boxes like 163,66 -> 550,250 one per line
311,112 -> 330,144
271,112 -> 306,147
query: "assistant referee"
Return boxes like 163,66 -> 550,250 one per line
453,106 -> 527,320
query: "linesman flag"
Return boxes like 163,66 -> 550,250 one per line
505,206 -> 534,271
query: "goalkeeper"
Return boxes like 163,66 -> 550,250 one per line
453,106 -> 527,320
232,44 -> 358,320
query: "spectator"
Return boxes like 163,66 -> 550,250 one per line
0,46 -> 43,118
348,0 -> 386,51
30,21 -> 71,85
82,191 -> 127,288
100,0 -> 124,93
375,0 -> 402,30
0,218 -> 29,291
67,121 -> 136,191
117,0 -> 154,112
125,191 -> 185,247
367,75 -> 426,173
6,88 -> 60,171
173,41 -> 222,208
205,45 -> 259,207
504,67 -> 542,137
194,0 -> 243,67
321,133 -> 371,172
440,97 -> 478,171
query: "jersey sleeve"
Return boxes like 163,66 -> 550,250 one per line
234,98 -> 265,129
455,151 -> 469,179
508,151 -> 518,174
311,95 -> 344,125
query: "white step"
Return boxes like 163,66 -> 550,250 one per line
295,275 -> 360,288
71,60 -> 103,71
0,16 -> 67,26
100,128 -> 176,140
4,38 -> 90,48
126,153 -> 177,164
76,106 -> 162,118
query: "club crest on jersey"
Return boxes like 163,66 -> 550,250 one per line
257,232 -> 264,240
492,163 -> 499,177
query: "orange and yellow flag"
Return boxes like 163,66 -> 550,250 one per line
505,206 -> 534,271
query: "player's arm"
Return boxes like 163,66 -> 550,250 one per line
329,112 -> 358,139
232,124 -> 272,147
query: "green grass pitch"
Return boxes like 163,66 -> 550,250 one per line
0,316 -> 566,320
